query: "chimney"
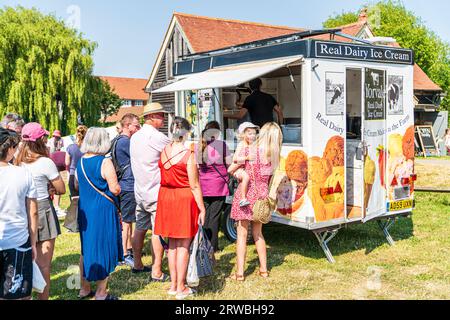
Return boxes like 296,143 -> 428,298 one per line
358,8 -> 368,23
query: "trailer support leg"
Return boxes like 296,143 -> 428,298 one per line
377,218 -> 396,246
313,229 -> 339,264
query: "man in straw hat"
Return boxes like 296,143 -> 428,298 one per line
130,102 -> 171,281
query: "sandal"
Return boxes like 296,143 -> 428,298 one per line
78,290 -> 95,300
151,272 -> 170,282
229,273 -> 245,281
258,271 -> 270,278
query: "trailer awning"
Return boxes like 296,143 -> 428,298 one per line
153,56 -> 302,93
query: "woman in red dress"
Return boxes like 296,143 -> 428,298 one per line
154,117 -> 206,300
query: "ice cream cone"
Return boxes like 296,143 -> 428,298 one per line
364,183 -> 373,210
308,184 -> 326,222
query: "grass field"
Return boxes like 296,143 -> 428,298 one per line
415,159 -> 450,190
46,191 -> 449,300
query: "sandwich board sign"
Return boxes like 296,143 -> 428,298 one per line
416,125 -> 439,157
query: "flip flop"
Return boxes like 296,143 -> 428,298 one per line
175,287 -> 196,300
152,273 -> 170,282
78,290 -> 95,300
167,289 -> 177,296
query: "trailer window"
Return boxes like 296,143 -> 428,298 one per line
221,64 -> 303,145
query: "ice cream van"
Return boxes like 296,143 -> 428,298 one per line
153,30 -> 416,263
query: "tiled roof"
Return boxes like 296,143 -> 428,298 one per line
174,12 -> 303,53
307,21 -> 366,42
413,63 -> 441,91
100,76 -> 149,100
105,106 -> 144,123
162,13 -> 442,93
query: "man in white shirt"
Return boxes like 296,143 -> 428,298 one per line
0,128 -> 38,300
130,103 -> 171,281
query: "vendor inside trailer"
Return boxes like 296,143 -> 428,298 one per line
224,77 -> 284,128
166,55 -> 304,146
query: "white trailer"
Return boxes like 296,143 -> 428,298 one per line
154,31 -> 417,262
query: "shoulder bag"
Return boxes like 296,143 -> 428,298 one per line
209,141 -> 235,195
250,150 -> 276,224
63,196 -> 79,232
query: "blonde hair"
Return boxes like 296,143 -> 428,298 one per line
76,125 -> 88,147
257,122 -> 283,170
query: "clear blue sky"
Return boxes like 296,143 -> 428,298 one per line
1,0 -> 449,79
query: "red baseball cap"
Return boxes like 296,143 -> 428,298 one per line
52,130 -> 61,137
21,122 -> 49,142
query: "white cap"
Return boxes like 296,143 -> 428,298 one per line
238,122 -> 259,135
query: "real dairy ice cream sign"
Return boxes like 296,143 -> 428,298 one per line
365,68 -> 386,121
313,41 -> 414,65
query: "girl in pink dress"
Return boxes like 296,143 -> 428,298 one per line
229,122 -> 282,281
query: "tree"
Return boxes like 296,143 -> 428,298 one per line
323,1 -> 450,113
0,6 -> 119,135
94,78 -> 123,124
323,12 -> 359,29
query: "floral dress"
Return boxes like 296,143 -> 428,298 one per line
231,147 -> 272,221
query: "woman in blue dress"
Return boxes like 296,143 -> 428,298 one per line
76,127 -> 123,300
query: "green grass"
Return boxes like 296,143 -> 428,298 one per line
46,191 -> 450,300
416,156 -> 450,160
414,160 -> 450,189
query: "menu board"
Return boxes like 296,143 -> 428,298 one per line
416,125 -> 439,156
365,68 -> 386,121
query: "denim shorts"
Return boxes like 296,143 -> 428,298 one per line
119,191 -> 137,224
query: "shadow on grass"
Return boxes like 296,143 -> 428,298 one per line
262,215 -> 414,260
47,253 -> 81,300
48,214 -> 414,298
48,233 -> 158,300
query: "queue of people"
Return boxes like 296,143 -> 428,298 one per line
0,103 -> 283,300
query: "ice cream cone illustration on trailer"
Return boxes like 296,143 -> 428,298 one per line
386,125 -> 415,200
308,156 -> 332,221
285,150 -> 308,213
364,154 -> 376,210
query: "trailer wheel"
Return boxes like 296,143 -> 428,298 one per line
222,204 -> 253,243
222,205 -> 237,242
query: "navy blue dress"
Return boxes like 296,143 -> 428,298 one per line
77,156 -> 123,282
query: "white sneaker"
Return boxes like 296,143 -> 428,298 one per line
56,209 -> 67,218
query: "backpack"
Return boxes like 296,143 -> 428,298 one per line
108,135 -> 130,181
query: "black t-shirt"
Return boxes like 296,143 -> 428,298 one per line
242,90 -> 278,128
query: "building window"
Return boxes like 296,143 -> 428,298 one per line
135,100 -> 144,107
123,100 -> 132,107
